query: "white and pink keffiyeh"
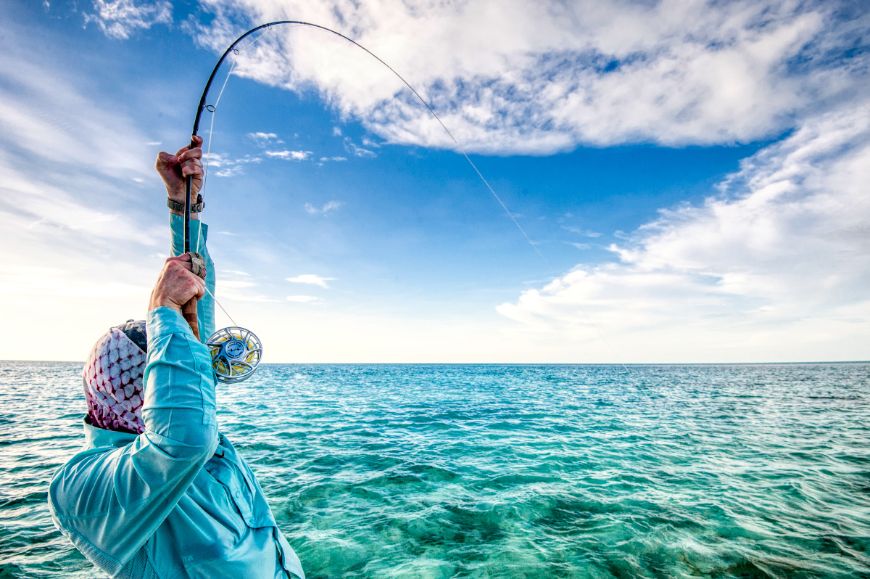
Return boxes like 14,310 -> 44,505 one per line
83,324 -> 147,434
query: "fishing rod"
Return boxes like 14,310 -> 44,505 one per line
183,20 -> 541,382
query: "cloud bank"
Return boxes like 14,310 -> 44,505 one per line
175,0 -> 868,154
498,101 -> 870,361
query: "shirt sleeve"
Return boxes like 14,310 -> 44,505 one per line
169,213 -> 215,341
47,307 -> 218,574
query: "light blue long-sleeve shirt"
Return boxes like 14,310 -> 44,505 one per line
47,215 -> 304,579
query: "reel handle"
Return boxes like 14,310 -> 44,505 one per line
183,138 -> 197,254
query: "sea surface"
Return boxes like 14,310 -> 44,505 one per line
0,362 -> 868,578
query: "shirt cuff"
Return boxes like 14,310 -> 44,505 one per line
169,213 -> 209,255
147,306 -> 195,346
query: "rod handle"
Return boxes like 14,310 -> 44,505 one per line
182,297 -> 200,340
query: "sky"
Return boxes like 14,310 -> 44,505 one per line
0,0 -> 867,363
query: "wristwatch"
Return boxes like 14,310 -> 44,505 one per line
167,194 -> 205,213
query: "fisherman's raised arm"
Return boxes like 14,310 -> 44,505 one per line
47,256 -> 217,573
156,136 -> 216,340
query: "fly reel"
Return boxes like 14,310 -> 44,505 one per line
207,327 -> 262,383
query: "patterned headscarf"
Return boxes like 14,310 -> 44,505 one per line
82,320 -> 147,434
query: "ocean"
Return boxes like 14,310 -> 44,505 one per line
0,362 -> 867,578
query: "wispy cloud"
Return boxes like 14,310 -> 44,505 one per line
286,295 -> 323,304
343,137 -> 376,158
304,200 -> 343,215
266,149 -> 311,161
286,274 -> 335,289
0,33 -> 157,244
0,24 -> 170,359
565,242 -> 591,250
204,152 -> 262,177
247,131 -> 283,145
562,226 -> 601,238
85,0 -> 172,40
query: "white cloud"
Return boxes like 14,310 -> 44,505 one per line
562,226 -> 601,238
247,131 -> 282,145
213,167 -> 240,177
286,295 -> 322,304
304,200 -> 343,215
265,149 -> 311,161
286,274 -> 335,289
565,242 -> 592,250
220,279 -> 256,290
497,101 -> 870,361
343,137 -> 377,158
204,152 -> 262,177
85,0 -> 172,40
188,0 -> 866,154
319,156 -> 347,162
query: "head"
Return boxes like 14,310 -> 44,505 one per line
82,320 -> 148,434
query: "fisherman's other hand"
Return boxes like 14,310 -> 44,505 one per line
149,254 -> 207,314
155,136 -> 204,205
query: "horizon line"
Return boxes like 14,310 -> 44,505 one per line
2,359 -> 868,366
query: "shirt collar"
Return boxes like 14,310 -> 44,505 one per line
83,416 -> 137,448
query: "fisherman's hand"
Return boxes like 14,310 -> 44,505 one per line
149,254 -> 207,315
155,136 -> 204,211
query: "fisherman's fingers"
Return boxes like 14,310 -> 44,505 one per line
164,260 -> 206,300
174,136 -> 203,159
177,146 -> 203,162
166,254 -> 191,265
180,158 -> 203,178
166,254 -> 208,278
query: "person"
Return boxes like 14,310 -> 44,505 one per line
47,137 -> 304,579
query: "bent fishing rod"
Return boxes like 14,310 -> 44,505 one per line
182,20 -> 541,382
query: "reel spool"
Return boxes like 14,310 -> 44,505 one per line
207,327 -> 262,383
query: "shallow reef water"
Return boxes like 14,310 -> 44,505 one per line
1,362 -> 868,577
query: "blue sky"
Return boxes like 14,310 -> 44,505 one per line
1,0 -> 868,362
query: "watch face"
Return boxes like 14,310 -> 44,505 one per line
225,339 -> 246,359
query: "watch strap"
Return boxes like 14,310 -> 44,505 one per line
168,194 -> 204,213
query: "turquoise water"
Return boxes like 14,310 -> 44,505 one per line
0,363 -> 868,578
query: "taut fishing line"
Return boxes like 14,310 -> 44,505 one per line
201,31 -> 269,191
184,19 -> 548,383
187,20 -> 633,381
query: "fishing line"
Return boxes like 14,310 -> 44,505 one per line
200,58 -> 235,191
203,285 -> 239,328
185,20 -> 641,382
183,20 -> 540,258
202,32 -> 270,191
